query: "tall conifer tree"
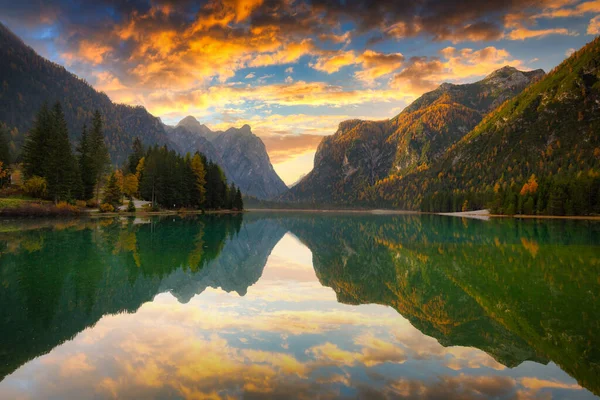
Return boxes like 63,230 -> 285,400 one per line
89,110 -> 109,203
46,102 -> 76,202
22,103 -> 52,179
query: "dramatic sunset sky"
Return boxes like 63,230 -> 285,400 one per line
0,0 -> 598,184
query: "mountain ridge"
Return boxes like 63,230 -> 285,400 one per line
373,36 -> 600,213
0,22 -> 286,200
282,65 -> 545,204
167,117 -> 288,199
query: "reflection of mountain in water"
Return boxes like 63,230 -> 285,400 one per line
0,214 -> 598,395
0,215 -> 285,381
277,214 -> 600,396
161,219 -> 287,302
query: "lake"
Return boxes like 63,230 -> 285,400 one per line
0,213 -> 598,399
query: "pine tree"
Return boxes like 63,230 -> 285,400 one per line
0,124 -> 9,165
22,103 -> 52,179
227,183 -> 236,209
234,188 -> 244,210
89,110 -> 110,203
190,153 -> 207,208
78,124 -> 96,200
46,102 -> 77,203
103,172 -> 122,209
127,137 -> 144,174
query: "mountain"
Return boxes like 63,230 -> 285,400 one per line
168,117 -> 288,199
0,23 -> 287,200
374,36 -> 600,213
165,121 -> 224,168
175,115 -> 218,140
0,22 -> 168,164
212,125 -> 288,199
282,66 -> 544,205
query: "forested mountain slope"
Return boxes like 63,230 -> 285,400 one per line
0,22 -> 168,163
373,36 -> 600,215
283,66 -> 543,204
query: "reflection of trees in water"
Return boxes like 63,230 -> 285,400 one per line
0,214 -> 245,381
0,213 -> 598,395
275,214 -> 600,396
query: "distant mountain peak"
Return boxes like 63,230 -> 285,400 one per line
177,115 -> 203,129
225,124 -> 253,136
483,66 -> 545,86
485,65 -> 519,78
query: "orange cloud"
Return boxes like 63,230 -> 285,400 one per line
506,27 -> 576,40
62,40 -> 112,65
262,134 -> 325,163
310,50 -> 357,73
533,0 -> 600,18
311,49 -> 404,81
520,377 -> 583,391
588,15 -> 600,34
355,50 -> 405,82
391,46 -> 526,94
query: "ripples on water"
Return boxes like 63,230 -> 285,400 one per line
0,213 -> 598,399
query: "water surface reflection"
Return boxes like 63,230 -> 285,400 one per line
0,214 -> 598,399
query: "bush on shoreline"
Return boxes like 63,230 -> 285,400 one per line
0,202 -> 81,217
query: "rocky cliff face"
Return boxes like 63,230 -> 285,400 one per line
213,125 -> 288,200
166,123 -> 224,168
282,66 -> 544,204
167,117 -> 288,200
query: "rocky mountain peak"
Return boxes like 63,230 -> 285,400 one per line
483,66 -> 545,89
225,124 -> 253,136
176,115 -> 208,132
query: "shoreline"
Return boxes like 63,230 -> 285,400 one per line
2,206 -> 600,221
246,208 -> 600,220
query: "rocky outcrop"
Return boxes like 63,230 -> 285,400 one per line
168,117 -> 288,199
212,125 -> 288,200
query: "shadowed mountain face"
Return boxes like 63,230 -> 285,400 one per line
283,67 -> 544,204
0,23 -> 170,164
167,117 -> 288,199
0,214 -> 598,395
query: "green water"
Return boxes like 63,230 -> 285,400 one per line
0,213 -> 598,399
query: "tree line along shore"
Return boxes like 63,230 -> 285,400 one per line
0,103 -> 243,217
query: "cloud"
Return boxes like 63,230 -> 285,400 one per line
61,40 -> 112,65
588,15 -> 600,34
520,377 -> 583,391
355,50 -> 405,82
533,0 -> 600,18
310,49 -> 405,82
245,72 -> 256,79
506,27 -> 577,40
262,134 -> 325,163
390,46 -> 525,94
310,50 -> 357,74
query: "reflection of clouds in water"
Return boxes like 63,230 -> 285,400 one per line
0,231 -> 589,399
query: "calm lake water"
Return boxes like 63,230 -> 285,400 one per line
0,213 -> 598,399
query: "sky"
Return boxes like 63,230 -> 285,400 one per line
0,0 -> 599,185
